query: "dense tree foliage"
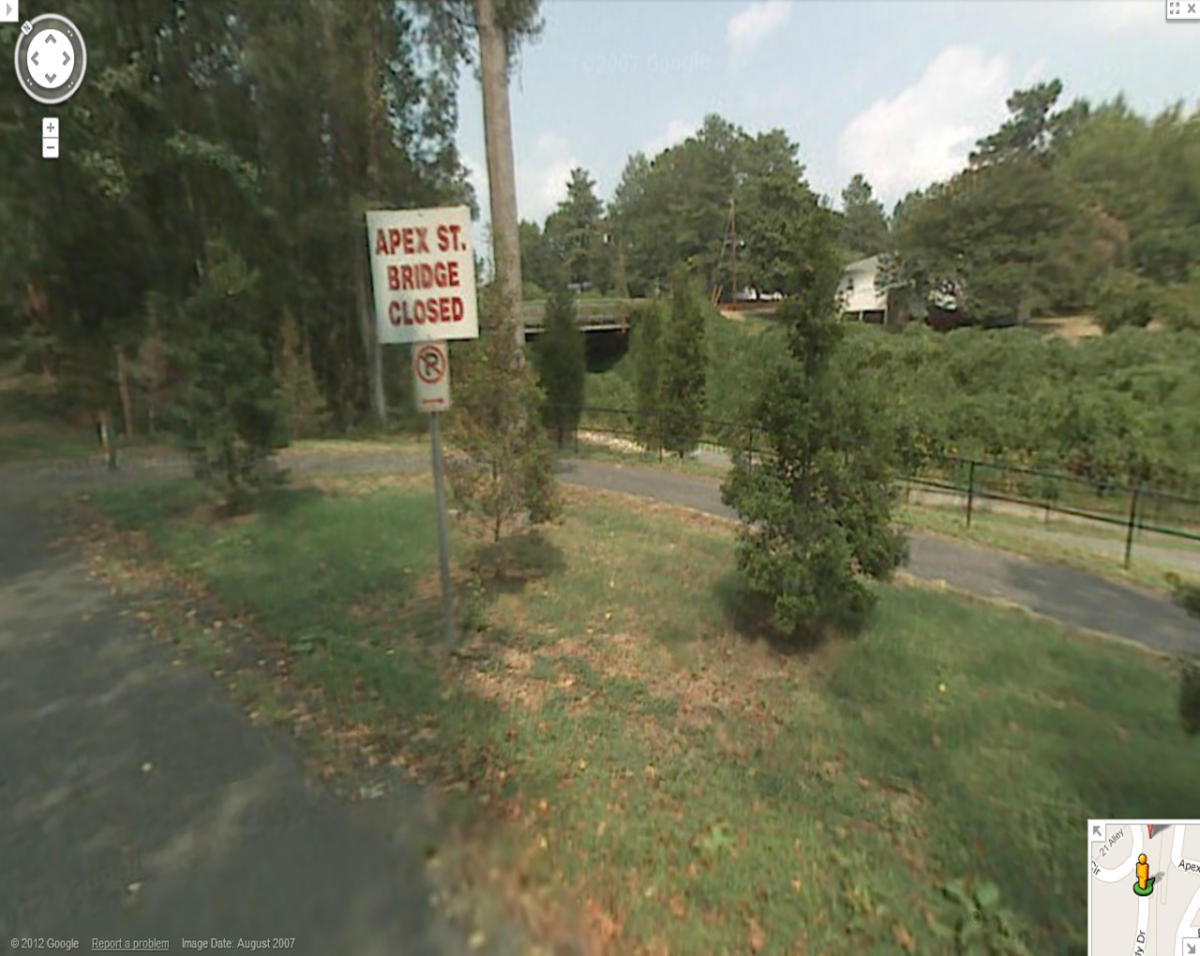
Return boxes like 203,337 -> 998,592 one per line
630,303 -> 666,450
839,174 -> 890,261
447,285 -> 560,543
527,116 -> 830,301
0,0 -> 548,475
534,282 -> 586,445
889,81 -> 1200,328
721,253 -> 907,632
769,323 -> 1200,490
543,168 -> 605,290
599,301 -> 1200,495
660,267 -> 708,457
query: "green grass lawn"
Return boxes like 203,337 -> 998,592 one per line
0,429 -> 99,461
84,477 -> 1198,956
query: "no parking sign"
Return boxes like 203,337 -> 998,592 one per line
412,342 -> 450,412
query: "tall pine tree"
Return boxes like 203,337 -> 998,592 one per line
535,282 -> 586,446
660,266 -> 707,457
721,246 -> 907,633
631,302 -> 665,450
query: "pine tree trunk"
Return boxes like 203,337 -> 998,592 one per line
356,258 -> 387,425
476,0 -> 525,356
115,346 -> 135,439
360,1 -> 387,426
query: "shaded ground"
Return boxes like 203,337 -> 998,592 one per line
0,483 -> 507,955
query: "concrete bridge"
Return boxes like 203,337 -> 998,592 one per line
521,297 -> 652,336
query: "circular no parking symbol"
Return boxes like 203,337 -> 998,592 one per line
415,344 -> 446,385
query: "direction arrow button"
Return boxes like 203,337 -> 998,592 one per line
0,1 -> 16,23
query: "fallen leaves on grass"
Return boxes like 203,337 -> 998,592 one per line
747,916 -> 766,953
892,923 -> 916,952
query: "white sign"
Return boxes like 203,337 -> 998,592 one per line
412,341 -> 451,413
366,206 -> 478,345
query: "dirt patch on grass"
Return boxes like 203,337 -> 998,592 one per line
1029,314 -> 1104,340
559,484 -> 735,537
459,643 -> 548,712
304,472 -> 432,497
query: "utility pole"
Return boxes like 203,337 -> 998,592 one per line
730,196 -> 737,307
476,0 -> 526,355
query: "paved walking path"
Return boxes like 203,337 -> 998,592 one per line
0,483 -> 484,955
556,459 -> 1200,659
5,450 -> 1198,657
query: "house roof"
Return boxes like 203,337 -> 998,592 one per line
843,254 -> 883,272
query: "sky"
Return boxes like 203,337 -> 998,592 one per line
456,0 -> 1200,260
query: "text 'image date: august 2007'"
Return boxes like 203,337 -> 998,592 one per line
8,940 -> 299,951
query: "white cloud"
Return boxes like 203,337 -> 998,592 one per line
1095,0 -> 1159,32
836,46 -> 1012,206
726,0 -> 791,58
516,131 -> 578,223
645,118 -> 698,156
1020,56 -> 1047,88
742,84 -> 794,121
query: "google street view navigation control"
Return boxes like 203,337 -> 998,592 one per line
9,7 -> 87,159
1090,821 -> 1200,956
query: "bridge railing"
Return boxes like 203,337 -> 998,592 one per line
521,297 -> 651,330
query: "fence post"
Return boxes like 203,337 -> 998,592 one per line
748,426 -> 755,469
1124,486 -> 1141,570
965,459 -> 977,529
658,411 -> 664,463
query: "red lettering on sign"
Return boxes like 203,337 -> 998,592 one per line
376,222 -> 463,264
387,295 -> 466,327
390,262 -> 461,291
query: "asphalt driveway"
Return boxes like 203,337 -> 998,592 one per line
0,483 -> 475,955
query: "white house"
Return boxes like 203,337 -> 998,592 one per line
837,255 -> 890,323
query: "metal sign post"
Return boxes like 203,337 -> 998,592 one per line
365,207 -> 478,654
428,411 -> 454,651
412,342 -> 455,650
